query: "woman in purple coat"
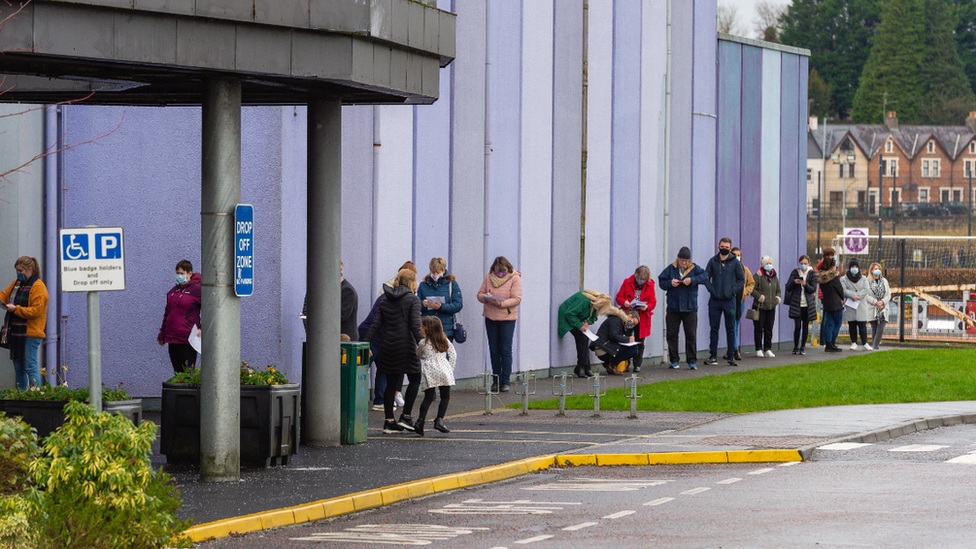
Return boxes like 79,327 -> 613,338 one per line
157,259 -> 202,373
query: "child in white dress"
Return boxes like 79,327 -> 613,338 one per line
415,316 -> 457,436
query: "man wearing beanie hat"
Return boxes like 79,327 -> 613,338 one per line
704,237 -> 744,367
658,246 -> 707,370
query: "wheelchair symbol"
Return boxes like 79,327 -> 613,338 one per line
62,234 -> 89,260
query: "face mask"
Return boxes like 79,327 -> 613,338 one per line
873,269 -> 881,277
176,274 -> 188,285
763,264 -> 773,273
719,248 -> 730,256
849,267 -> 859,275
16,272 -> 26,282
431,273 -> 442,282
495,270 -> 508,278
735,256 -> 741,261
625,320 -> 635,330
634,277 -> 647,286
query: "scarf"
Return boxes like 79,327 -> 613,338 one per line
5,274 -> 36,361
870,278 -> 887,321
762,267 -> 776,281
846,270 -> 862,284
490,271 -> 514,288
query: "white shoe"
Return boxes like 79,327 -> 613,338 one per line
394,392 -> 405,407
850,343 -> 859,351
765,350 -> 775,358
864,346 -> 875,351
756,351 -> 766,358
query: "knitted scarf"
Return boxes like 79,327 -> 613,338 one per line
4,274 -> 36,361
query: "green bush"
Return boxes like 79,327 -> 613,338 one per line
0,495 -> 35,549
168,360 -> 290,385
0,414 -> 40,548
0,385 -> 130,403
28,401 -> 190,549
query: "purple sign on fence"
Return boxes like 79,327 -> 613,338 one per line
843,228 -> 869,255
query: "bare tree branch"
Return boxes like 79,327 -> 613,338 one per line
717,3 -> 745,36
753,0 -> 787,43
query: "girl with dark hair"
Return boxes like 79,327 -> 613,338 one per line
414,316 -> 456,436
817,256 -> 846,352
1,256 -> 48,388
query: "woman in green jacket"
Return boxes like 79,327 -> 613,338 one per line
557,290 -> 611,378
751,255 -> 781,358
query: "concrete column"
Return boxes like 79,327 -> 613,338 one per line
305,98 -> 342,446
200,79 -> 242,481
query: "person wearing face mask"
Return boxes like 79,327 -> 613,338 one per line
729,248 -> 754,362
785,255 -> 818,355
704,237 -> 745,366
751,255 -> 781,357
477,256 -> 522,391
1,257 -> 49,389
615,265 -> 657,373
841,258 -> 871,350
658,246 -> 708,370
815,247 -> 837,347
592,309 -> 641,374
417,257 -> 463,342
817,255 -> 846,352
863,263 -> 891,351
157,259 -> 202,373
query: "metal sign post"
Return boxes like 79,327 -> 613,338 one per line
59,227 -> 126,412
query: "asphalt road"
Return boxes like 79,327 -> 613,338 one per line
199,424 -> 976,548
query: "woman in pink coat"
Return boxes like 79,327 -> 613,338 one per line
477,256 -> 522,392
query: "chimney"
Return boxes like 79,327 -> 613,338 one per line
809,116 -> 818,131
885,111 -> 899,130
967,111 -> 976,134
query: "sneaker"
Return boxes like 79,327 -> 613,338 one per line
397,415 -> 415,432
500,385 -> 510,392
632,366 -> 641,373
765,350 -> 775,358
849,343 -> 859,351
799,348 -> 806,355
704,356 -> 718,365
688,363 -> 697,370
433,418 -> 450,433
668,362 -> 680,369
371,404 -> 384,411
490,383 -> 499,393
383,420 -> 404,434
394,392 -> 405,407
414,419 -> 425,437
792,349 -> 798,355
757,350 -> 766,358
727,358 -> 738,367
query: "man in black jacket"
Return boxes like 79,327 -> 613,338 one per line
591,309 -> 640,375
704,237 -> 744,366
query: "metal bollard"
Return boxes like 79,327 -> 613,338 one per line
627,373 -> 644,419
476,372 -> 499,415
588,373 -> 607,417
551,373 -> 574,416
514,372 -> 537,416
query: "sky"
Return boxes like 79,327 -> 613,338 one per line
720,0 -> 761,39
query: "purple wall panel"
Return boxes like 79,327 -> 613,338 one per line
738,46 -> 763,350
778,54 -> 801,343
716,42 -> 742,245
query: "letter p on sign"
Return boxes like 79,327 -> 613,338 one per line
95,233 -> 122,259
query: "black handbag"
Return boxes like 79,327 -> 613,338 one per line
448,281 -> 466,343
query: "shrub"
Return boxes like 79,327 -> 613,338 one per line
0,414 -> 40,548
28,401 -> 191,549
0,496 -> 35,549
0,385 -> 130,403
168,360 -> 290,386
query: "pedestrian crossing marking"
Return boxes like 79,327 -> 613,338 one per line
524,478 -> 670,492
778,461 -> 801,467
603,510 -> 636,519
515,534 -> 554,544
716,478 -> 742,484
430,499 -> 581,515
680,487 -> 711,495
947,452 -> 976,464
889,444 -> 948,452
563,522 -> 599,531
818,442 -> 873,450
290,524 -> 489,545
747,468 -> 775,475
643,497 -> 675,506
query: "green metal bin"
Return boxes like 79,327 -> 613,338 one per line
340,342 -> 371,445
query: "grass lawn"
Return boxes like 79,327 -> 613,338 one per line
518,349 -> 976,413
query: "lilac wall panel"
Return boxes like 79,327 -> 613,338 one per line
738,45 -> 764,350
716,42 -> 742,251
778,54 -> 801,343
413,72 -> 453,273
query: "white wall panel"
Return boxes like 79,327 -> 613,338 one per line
760,51 -> 782,264
375,105 -> 415,288
413,70 -> 453,274
583,0 -> 612,295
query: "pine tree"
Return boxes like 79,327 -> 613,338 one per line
851,0 -> 927,123
954,0 -> 976,97
918,0 -> 974,124
809,68 -> 834,120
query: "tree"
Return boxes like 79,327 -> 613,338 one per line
753,0 -> 786,43
850,0 -> 927,123
954,0 -> 976,97
920,0 -> 974,121
780,0 -> 881,120
717,3 -> 745,36
809,68 -> 834,120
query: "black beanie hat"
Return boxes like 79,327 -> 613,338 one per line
678,246 -> 691,260
848,258 -> 860,268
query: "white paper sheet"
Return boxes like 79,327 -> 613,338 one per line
426,296 -> 445,304
583,329 -> 599,341
845,298 -> 859,310
620,341 -> 639,346
188,324 -> 202,354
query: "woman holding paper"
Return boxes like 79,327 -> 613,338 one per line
158,259 -> 202,373
1,256 -> 49,389
615,265 -> 657,373
557,290 -> 612,378
417,257 -> 463,341
840,258 -> 871,350
477,256 -> 522,392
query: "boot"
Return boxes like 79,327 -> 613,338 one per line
574,365 -> 586,379
414,418 -> 425,437
433,418 -> 450,433
583,367 -> 595,378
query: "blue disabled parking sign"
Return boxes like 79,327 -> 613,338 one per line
59,227 -> 125,292
235,204 -> 254,297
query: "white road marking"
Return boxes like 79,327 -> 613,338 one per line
889,444 -> 948,452
716,478 -> 742,484
643,497 -> 675,506
430,500 -> 581,515
603,510 -> 637,519
515,535 -> 554,544
563,522 -> 599,531
947,453 -> 976,464
291,524 -> 489,544
525,478 -> 670,491
680,487 -> 711,495
818,442 -> 873,450
747,468 -> 775,475
778,461 -> 801,467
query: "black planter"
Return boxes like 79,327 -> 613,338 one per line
0,398 -> 143,439
160,382 -> 300,467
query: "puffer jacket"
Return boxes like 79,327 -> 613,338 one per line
658,261 -> 708,313
705,253 -> 744,301
817,270 -> 845,313
591,310 -> 634,360
841,272 -> 872,323
417,273 -> 463,339
615,275 -> 656,339
158,272 -> 202,344
785,267 -> 817,319
364,284 -> 422,375
751,268 -> 781,311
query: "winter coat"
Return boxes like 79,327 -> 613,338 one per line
615,275 -> 656,340
658,261 -> 708,313
417,338 -> 457,391
364,284 -> 423,375
358,295 -> 385,354
0,278 -> 48,339
477,271 -> 522,321
340,279 -> 359,341
865,277 -> 892,322
841,272 -> 871,323
751,268 -> 781,311
557,291 -> 599,338
817,270 -> 845,313
740,265 -> 755,304
704,253 -> 745,301
591,311 -> 634,360
157,272 -> 202,344
417,274 -> 463,340
785,267 -> 818,319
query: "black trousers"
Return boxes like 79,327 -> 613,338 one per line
630,337 -> 645,369
384,372 -> 420,420
793,306 -> 810,350
754,308 -> 775,351
848,321 -> 868,345
603,344 -> 641,371
665,311 -> 698,365
570,328 -> 592,371
419,386 -> 451,421
168,343 -> 197,374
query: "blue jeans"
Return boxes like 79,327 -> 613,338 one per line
708,298 -> 736,357
823,309 -> 844,345
733,301 -> 744,353
12,337 -> 41,389
485,318 -> 515,386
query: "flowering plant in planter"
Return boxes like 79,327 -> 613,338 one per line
166,361 -> 290,386
0,383 -> 130,402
